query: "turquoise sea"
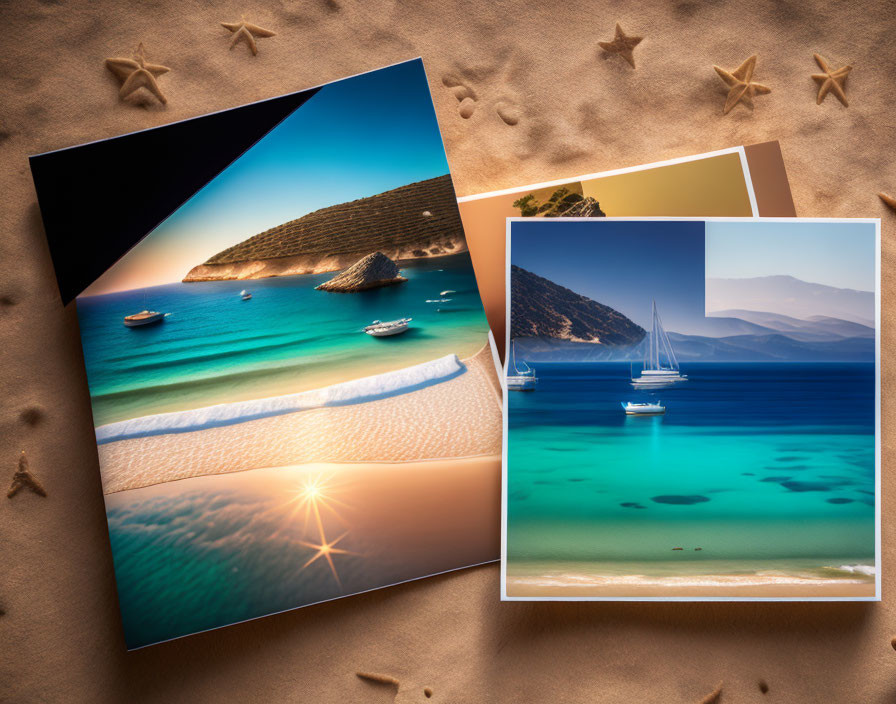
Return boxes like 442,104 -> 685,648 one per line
76,253 -> 489,425
507,362 -> 876,585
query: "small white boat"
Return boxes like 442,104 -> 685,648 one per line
123,310 -> 165,328
632,300 -> 687,387
621,401 -> 665,416
425,298 -> 452,303
507,339 -> 537,391
240,290 -> 252,301
363,318 -> 412,337
440,290 -> 456,296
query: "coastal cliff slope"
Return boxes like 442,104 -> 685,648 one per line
315,252 -> 406,292
510,265 -> 645,345
183,175 -> 466,282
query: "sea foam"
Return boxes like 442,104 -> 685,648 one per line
96,354 -> 464,444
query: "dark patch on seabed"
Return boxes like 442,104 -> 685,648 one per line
650,494 -> 710,505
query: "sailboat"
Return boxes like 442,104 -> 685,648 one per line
507,339 -> 537,391
240,289 -> 252,301
631,300 -> 687,387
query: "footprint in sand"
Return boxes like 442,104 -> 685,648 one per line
441,73 -> 521,125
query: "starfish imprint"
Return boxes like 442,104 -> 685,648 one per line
7,451 -> 46,499
812,54 -> 852,106
598,23 -> 643,68
105,43 -> 170,105
713,55 -> 771,114
221,16 -> 276,56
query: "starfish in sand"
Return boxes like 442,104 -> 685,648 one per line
713,55 -> 771,114
221,16 -> 276,56
812,54 -> 852,106
598,23 -> 642,68
7,451 -> 46,499
879,193 -> 896,211
105,43 -> 170,105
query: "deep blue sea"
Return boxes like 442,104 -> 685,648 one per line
507,362 -> 876,581
76,253 -> 489,425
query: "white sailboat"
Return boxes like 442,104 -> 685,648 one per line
631,300 -> 687,387
507,339 -> 537,391
240,289 -> 252,300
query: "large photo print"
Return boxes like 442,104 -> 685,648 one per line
33,60 -> 502,647
503,217 -> 879,601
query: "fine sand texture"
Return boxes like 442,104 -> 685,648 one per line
2,0 -> 895,702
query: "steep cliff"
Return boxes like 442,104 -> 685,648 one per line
183,175 -> 466,282
510,265 -> 644,345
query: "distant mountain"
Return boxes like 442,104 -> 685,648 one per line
515,331 -> 874,363
706,276 -> 874,325
183,175 -> 466,282
704,309 -> 875,341
510,265 -> 644,345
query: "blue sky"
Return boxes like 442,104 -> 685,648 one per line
705,220 -> 876,291
85,59 -> 451,295
510,220 -> 706,333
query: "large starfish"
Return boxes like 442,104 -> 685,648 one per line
812,53 -> 852,106
598,23 -> 642,68
713,55 -> 771,114
105,43 -> 170,105
7,451 -> 46,499
221,16 -> 276,56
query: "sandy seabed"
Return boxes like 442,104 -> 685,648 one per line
2,0 -> 896,702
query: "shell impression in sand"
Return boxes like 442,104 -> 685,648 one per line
105,43 -> 170,105
598,23 -> 643,68
316,252 -> 407,292
7,451 -> 46,499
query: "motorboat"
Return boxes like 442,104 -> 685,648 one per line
631,300 -> 687,387
621,401 -> 666,416
240,289 -> 252,300
506,339 -> 536,391
363,318 -> 412,337
123,310 -> 166,328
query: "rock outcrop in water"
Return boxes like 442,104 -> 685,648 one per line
315,252 -> 406,292
510,265 -> 645,345
183,175 -> 466,282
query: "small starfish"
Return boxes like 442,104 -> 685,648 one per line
7,451 -> 46,499
598,23 -> 642,68
879,193 -> 896,211
221,16 -> 276,56
812,54 -> 852,106
713,55 -> 771,114
105,43 -> 170,105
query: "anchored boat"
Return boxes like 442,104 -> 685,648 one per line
363,318 -> 412,337
123,310 -> 166,328
621,401 -> 666,416
631,300 -> 687,387
506,339 -> 537,391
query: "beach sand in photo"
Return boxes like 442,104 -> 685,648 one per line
98,343 -> 501,493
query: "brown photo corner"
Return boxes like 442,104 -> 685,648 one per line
1,1 -> 894,702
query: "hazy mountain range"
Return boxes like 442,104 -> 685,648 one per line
511,270 -> 875,362
706,275 -> 874,326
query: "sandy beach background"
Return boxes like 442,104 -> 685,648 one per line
1,0 -> 894,701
